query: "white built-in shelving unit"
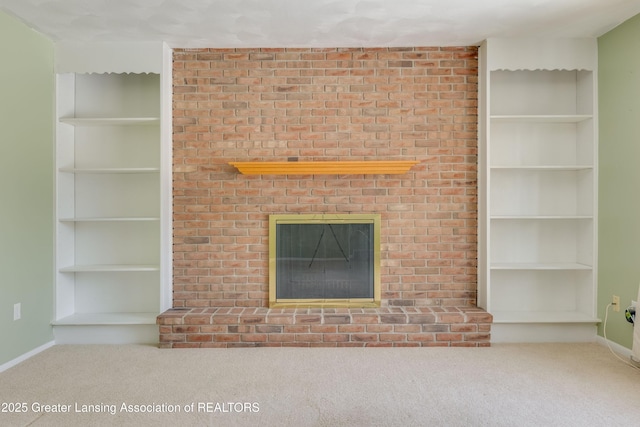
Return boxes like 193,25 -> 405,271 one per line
479,38 -> 599,342
52,43 -> 172,344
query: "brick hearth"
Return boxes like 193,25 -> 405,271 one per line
157,307 -> 492,348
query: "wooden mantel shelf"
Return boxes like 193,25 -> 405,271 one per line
229,160 -> 419,175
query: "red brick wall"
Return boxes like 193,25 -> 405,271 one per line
172,47 -> 478,309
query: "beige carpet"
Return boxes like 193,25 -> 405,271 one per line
1,343 -> 639,426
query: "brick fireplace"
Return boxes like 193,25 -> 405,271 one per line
157,46 -> 492,347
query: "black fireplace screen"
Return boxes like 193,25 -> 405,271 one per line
269,214 -> 380,306
276,222 -> 374,300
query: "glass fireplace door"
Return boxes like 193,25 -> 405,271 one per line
269,214 -> 380,307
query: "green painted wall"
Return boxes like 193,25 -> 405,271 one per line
0,10 -> 55,366
598,14 -> 640,349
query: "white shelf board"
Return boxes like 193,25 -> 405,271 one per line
52,312 -> 158,326
59,217 -> 160,222
59,117 -> 160,126
59,167 -> 160,174
490,114 -> 592,123
491,311 -> 600,324
491,215 -> 593,220
490,165 -> 593,171
59,264 -> 160,272
491,262 -> 592,270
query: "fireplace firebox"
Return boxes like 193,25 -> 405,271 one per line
269,214 -> 381,307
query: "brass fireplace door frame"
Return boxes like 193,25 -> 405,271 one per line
268,214 -> 381,308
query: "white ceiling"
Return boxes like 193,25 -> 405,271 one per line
1,0 -> 640,47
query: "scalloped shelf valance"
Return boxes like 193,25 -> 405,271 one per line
229,160 -> 419,175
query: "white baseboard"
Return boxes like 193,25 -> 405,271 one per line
595,335 -> 633,359
491,323 -> 598,343
53,324 -> 158,344
0,341 -> 55,373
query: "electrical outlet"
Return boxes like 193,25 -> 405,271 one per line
612,295 -> 620,312
13,303 -> 21,320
